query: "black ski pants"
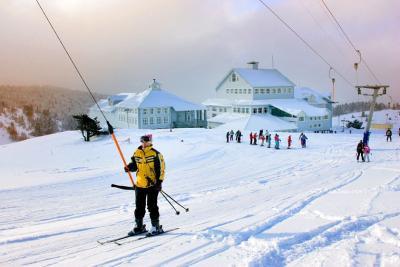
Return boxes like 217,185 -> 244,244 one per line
135,186 -> 159,222
357,151 -> 364,161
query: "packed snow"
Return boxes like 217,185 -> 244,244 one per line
1,126 -> 400,266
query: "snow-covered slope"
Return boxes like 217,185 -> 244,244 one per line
333,109 -> 400,131
1,128 -> 400,266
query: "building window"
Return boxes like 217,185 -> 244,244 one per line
232,73 -> 237,82
318,116 -> 321,120
239,89 -> 242,94
164,117 -> 168,124
226,89 -> 229,94
255,89 -> 259,94
288,88 -> 292,93
157,108 -> 161,114
224,108 -> 227,112
157,117 -> 161,124
233,107 -> 237,113
164,108 -> 168,113
277,88 -> 281,93
212,107 -> 217,111
150,117 -> 154,124
258,108 -> 262,113
212,114 -> 217,117
260,88 -> 265,94
246,108 -> 249,113
134,118 -> 137,124
241,108 -> 245,113
324,115 -> 328,120
230,89 -> 234,94
299,117 -> 304,121
143,109 -> 147,115
272,89 -> 276,94
219,108 -> 223,112
264,107 -> 268,113
248,89 -> 252,94
143,118 -> 148,125
266,89 -> 270,94
253,108 -> 257,114
235,89 -> 238,94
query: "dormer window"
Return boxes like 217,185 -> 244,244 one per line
231,73 -> 238,82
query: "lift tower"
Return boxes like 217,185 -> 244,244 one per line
356,85 -> 389,144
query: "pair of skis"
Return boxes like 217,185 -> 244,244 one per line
97,227 -> 179,246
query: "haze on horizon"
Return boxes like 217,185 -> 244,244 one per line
1,0 -> 399,104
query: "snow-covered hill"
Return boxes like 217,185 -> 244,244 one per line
333,109 -> 400,132
1,128 -> 400,266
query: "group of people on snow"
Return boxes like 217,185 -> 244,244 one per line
356,140 -> 371,162
226,129 -> 243,143
246,130 -> 308,149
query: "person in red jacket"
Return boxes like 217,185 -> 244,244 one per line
287,135 -> 292,149
249,132 -> 253,145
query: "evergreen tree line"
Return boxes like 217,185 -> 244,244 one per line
333,101 -> 400,116
0,85 -> 106,141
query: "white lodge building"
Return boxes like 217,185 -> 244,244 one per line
203,62 -> 333,131
89,80 -> 207,129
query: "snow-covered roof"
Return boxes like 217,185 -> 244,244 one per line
101,81 -> 204,111
233,68 -> 295,88
211,114 -> 297,131
203,98 -> 329,116
294,87 -> 331,103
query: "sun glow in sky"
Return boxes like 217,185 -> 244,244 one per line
1,0 -> 399,103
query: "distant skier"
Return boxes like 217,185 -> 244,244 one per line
249,132 -> 253,145
299,133 -> 308,148
253,132 -> 258,145
259,129 -> 263,139
235,130 -> 242,143
363,144 -> 371,162
386,128 -> 392,142
287,135 -> 292,149
124,135 -> 165,235
274,134 -> 281,149
267,133 -> 272,148
226,131 -> 230,143
356,140 -> 365,162
230,130 -> 234,141
260,133 -> 265,146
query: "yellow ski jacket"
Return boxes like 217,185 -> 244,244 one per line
127,145 -> 165,188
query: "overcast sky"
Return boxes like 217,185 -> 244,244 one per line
1,0 -> 399,104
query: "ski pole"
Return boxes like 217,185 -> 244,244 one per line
161,191 -> 180,215
161,190 -> 189,212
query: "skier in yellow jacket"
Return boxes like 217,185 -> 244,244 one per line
124,134 -> 165,235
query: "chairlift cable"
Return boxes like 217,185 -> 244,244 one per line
256,0 -> 353,88
320,0 -> 381,84
35,0 -> 135,187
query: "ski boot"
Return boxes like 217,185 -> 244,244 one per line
128,219 -> 147,236
149,220 -> 164,235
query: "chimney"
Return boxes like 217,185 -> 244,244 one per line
247,61 -> 259,70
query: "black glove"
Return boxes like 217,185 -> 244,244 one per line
154,180 -> 162,192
